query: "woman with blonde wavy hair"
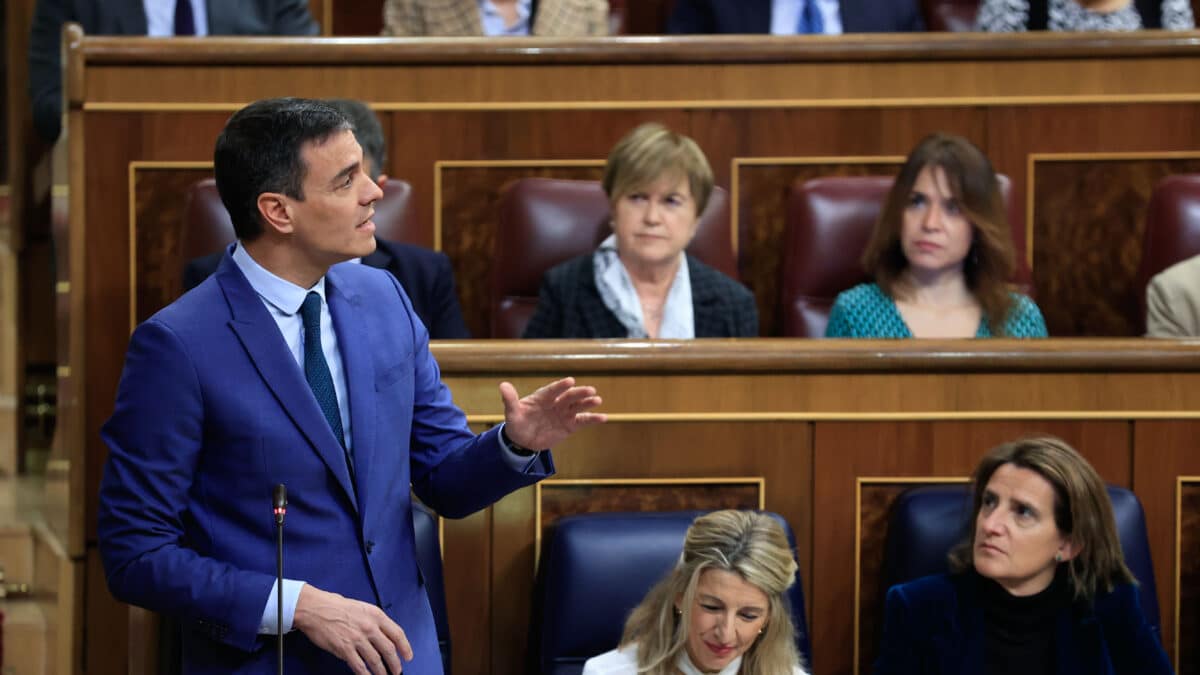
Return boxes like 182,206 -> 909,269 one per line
583,510 -> 807,675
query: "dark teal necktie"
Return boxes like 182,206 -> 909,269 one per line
300,292 -> 352,475
797,0 -> 824,34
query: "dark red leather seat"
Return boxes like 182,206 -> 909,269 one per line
1135,174 -> 1200,332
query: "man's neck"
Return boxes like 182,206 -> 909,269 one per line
241,238 -> 329,290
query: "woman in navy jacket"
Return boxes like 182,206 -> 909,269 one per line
875,437 -> 1172,675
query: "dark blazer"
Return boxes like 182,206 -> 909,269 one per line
185,239 -> 471,339
522,253 -> 759,338
667,0 -> 925,34
875,573 -> 1173,675
99,254 -> 550,673
29,0 -> 318,142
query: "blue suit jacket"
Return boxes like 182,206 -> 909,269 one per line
875,573 -> 1173,675
184,239 -> 471,339
98,254 -> 552,674
667,0 -> 925,34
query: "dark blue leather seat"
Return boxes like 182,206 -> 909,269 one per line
882,484 -> 1160,638
531,510 -> 812,675
412,502 -> 452,674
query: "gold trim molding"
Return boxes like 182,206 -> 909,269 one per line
464,410 -> 1200,425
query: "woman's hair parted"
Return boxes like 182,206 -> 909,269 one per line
861,132 -> 1019,334
602,122 -> 714,216
948,436 -> 1135,600
618,510 -> 802,675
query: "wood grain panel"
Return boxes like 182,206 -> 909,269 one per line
133,168 -> 212,323
1031,156 -> 1200,336
538,481 -> 761,534
1132,421 -> 1200,672
812,420 -> 1130,675
1180,481 -> 1200,675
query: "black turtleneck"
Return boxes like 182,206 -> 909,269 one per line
979,567 -> 1071,675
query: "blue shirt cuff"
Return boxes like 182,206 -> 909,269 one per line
259,579 -> 305,634
497,423 -> 545,473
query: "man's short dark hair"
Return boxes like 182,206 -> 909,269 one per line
213,97 -> 351,241
325,99 -> 386,181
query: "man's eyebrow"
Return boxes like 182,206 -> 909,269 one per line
330,160 -> 360,185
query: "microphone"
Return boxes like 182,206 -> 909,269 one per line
273,484 -> 287,675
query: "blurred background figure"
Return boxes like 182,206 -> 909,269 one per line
184,98 -> 471,339
875,437 -> 1172,675
583,510 -> 807,675
523,122 -> 757,339
1145,252 -> 1200,337
975,0 -> 1193,31
825,133 -> 1047,338
382,0 -> 609,36
28,0 -> 318,143
667,0 -> 925,35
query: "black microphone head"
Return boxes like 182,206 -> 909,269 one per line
273,484 -> 287,509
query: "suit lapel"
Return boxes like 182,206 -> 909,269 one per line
216,255 -> 358,509
327,267 -> 377,516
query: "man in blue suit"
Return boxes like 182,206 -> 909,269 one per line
667,0 -> 925,34
97,97 -> 606,674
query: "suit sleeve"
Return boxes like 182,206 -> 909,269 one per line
522,273 -> 567,338
268,0 -> 319,35
1102,584 -> 1173,675
383,273 -> 553,517
665,0 -> 713,33
28,0 -> 67,143
873,585 -> 919,675
1145,274 -> 1187,337
98,319 -> 275,653
426,252 -> 471,339
734,287 -> 759,337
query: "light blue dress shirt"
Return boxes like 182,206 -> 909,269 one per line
231,243 -> 533,633
479,0 -> 533,35
770,0 -> 844,34
144,0 -> 210,36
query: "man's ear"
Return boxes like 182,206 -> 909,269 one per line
257,192 -> 294,235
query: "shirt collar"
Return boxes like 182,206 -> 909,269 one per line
231,242 -> 327,316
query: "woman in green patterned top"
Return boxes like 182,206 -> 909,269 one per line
825,134 -> 1048,338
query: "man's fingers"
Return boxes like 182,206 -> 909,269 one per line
573,411 -> 608,426
498,381 -> 520,413
381,618 -> 414,661
553,385 -> 597,407
531,376 -> 575,401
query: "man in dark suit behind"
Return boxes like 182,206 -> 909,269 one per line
29,0 -> 318,143
667,0 -> 925,34
184,99 -> 472,339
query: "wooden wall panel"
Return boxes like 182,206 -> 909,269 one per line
134,167 -> 213,322
812,420 -> 1131,675
1180,481 -> 1200,675
1132,421 -> 1200,675
1031,156 -> 1200,336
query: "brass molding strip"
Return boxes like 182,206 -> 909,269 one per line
533,476 -> 765,572
56,282 -> 70,294
730,155 -> 905,259
464,410 -> 1200,424
127,161 -> 214,332
1025,150 -> 1200,272
1175,475 -> 1200,674
82,93 -> 1200,113
853,476 -> 970,675
432,159 -> 604,252
56,366 -> 71,378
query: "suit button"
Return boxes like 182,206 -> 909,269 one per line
366,540 -> 375,554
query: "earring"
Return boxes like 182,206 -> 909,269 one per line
1055,552 -> 1063,563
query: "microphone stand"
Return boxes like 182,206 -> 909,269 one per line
273,484 -> 288,675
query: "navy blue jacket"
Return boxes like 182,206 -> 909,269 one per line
875,573 -> 1173,675
667,0 -> 925,34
